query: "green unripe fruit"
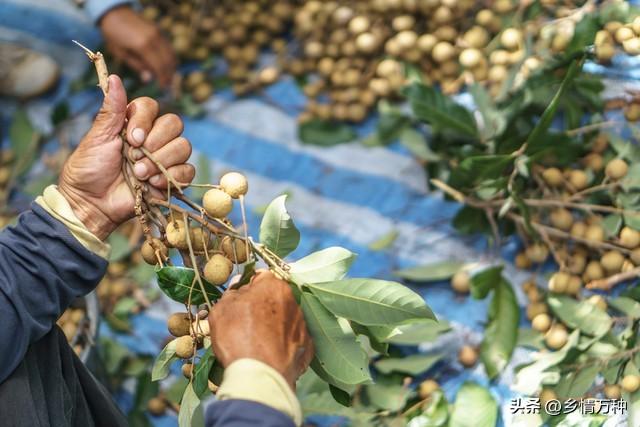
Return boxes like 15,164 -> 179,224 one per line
203,188 -> 233,218
203,254 -> 233,285
220,172 -> 248,198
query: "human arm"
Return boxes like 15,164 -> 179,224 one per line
205,271 -> 314,427
0,75 -> 194,382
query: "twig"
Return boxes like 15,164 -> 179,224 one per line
149,198 -> 226,236
139,146 -> 184,194
72,40 -> 108,95
565,120 -> 621,137
587,267 -> 640,291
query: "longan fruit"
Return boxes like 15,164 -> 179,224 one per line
570,221 -> 587,239
550,208 -> 573,231
583,261 -> 605,282
621,375 -> 640,393
542,167 -> 563,187
620,227 -> 640,249
185,71 -> 206,90
463,26 -> 489,49
141,238 -> 169,265
515,252 -> 532,269
220,172 -> 248,198
451,270 -> 470,294
182,363 -> 194,379
376,59 -> 402,78
432,41 -> 456,63
567,170 -> 589,191
625,103 -> 640,122
348,16 -> 370,34
221,236 -> 249,263
488,65 -> 507,82
623,38 -> 640,55
566,275 -> 582,295
548,272 -> 570,293
545,325 -> 568,350
604,384 -> 622,399
596,43 -> 616,63
166,220 -> 191,250
583,153 -> 604,171
526,243 -> 549,264
527,302 -> 548,320
203,254 -> 233,285
175,335 -> 195,359
417,34 -> 437,53
631,248 -> 640,265
615,27 -> 634,43
192,319 -> 210,336
459,48 -> 483,69
418,379 -> 440,399
605,158 -> 629,180
258,67 -> 280,85
489,50 -> 510,66
0,167 -> 11,186
392,15 -> 415,32
601,250 -> 624,274
192,82 -> 213,103
567,254 -> 586,275
584,224 -> 605,242
527,286 -> 542,303
203,188 -> 233,218
458,345 -> 478,367
191,228 -> 212,252
532,313 -> 552,333
500,28 -> 522,50
147,397 -> 167,416
167,312 -> 191,337
476,9 -> 494,26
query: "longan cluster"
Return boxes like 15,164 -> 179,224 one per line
141,0 -> 297,101
595,16 -> 640,63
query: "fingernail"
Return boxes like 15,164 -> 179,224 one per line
134,162 -> 148,178
131,148 -> 144,160
132,128 -> 145,144
149,174 -> 161,185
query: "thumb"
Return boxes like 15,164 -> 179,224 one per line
89,74 -> 127,141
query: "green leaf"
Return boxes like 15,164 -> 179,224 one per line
99,337 -> 130,376
131,370 -> 159,414
235,261 -> 256,288
300,391 -> 374,425
624,389 -> 640,427
449,382 -> 498,427
471,266 -> 504,299
108,232 -> 132,262
526,58 -> 583,149
374,353 -> 442,375
362,377 -> 411,412
609,297 -> 640,319
329,384 -> 351,407
470,84 -> 507,140
409,390 -> 449,427
112,297 -> 137,318
300,292 -> 371,386
306,278 -> 435,325
151,339 -> 177,381
385,320 -> 451,345
191,154 -> 212,200
376,111 -> 411,144
553,365 -> 599,399
290,247 -> 356,284
22,173 -> 56,197
51,101 -> 70,126
259,195 -> 300,258
9,109 -> 41,178
399,128 -> 440,162
513,330 -> 580,394
298,119 -> 356,146
368,229 -> 399,251
178,383 -> 202,427
480,279 -> 520,379
156,267 -> 222,306
192,348 -> 215,397
517,328 -> 545,350
548,295 -> 613,337
405,83 -> 477,137
602,214 -> 623,239
452,205 -> 492,235
350,322 -> 388,355
394,260 -> 465,282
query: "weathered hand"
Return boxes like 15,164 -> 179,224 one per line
58,75 -> 194,240
100,6 -> 176,87
209,271 -> 314,389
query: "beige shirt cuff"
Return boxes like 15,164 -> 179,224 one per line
35,185 -> 111,259
217,358 -> 303,426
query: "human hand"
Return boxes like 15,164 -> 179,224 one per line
209,271 -> 314,389
99,6 -> 176,87
58,75 -> 194,240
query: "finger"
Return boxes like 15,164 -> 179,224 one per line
143,113 -> 184,153
152,38 -> 177,87
125,97 -> 159,147
141,42 -> 171,88
133,136 -> 191,180
148,163 -> 196,190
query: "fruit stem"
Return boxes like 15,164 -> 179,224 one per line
586,266 -> 640,291
248,238 -> 291,281
183,212 -> 211,308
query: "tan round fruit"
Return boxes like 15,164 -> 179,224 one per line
458,345 -> 478,367
192,228 -> 212,252
545,325 -> 568,349
527,302 -> 548,320
147,397 -> 167,416
369,78 -> 391,97
258,67 -> 280,85
601,250 -> 624,274
527,286 -> 542,303
203,254 -> 233,285
192,82 -> 213,103
532,313 -> 552,332
631,248 -> 640,265
550,208 -> 573,231
604,384 -> 622,399
615,27 -> 635,43
417,34 -> 437,53
418,379 -> 439,399
501,28 -> 522,50
451,270 -> 470,294
376,59 -> 402,78
621,375 -> 640,393
633,16 -> 640,35
167,312 -> 191,337
166,220 -> 191,250
623,38 -> 640,55
182,363 -> 194,379
583,153 -> 604,171
570,222 -> 587,239
221,236 -> 249,263
515,252 -> 532,269
396,31 -> 418,50
620,227 -> 640,249
583,261 -> 605,282
432,42 -> 456,63
348,16 -> 370,34
567,254 -> 586,275
463,26 -> 489,49
459,48 -> 483,69
185,71 -> 206,90
567,170 -> 589,191
596,43 -> 616,62
587,295 -> 607,311
542,167 -> 564,187
141,238 -> 168,265
392,15 -> 415,32
476,9 -> 494,26
220,172 -> 248,198
605,158 -> 629,180
356,33 -> 379,54
548,271 -> 570,293
566,275 -> 583,295
584,224 -> 605,242
203,188 -> 233,218
433,6 -> 453,24
488,65 -> 507,82
175,335 -> 195,359
489,50 -> 510,66
626,103 -> 640,122
526,243 -> 549,264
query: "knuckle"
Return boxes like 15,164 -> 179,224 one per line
135,96 -> 159,115
163,113 -> 184,133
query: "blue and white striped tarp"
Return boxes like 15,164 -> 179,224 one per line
2,1 -> 640,426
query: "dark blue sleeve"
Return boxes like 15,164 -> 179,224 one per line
0,204 -> 107,383
205,400 -> 296,427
